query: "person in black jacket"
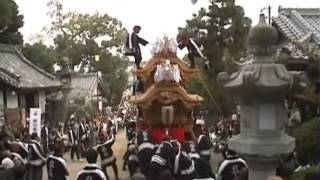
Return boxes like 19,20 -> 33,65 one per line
68,125 -> 80,161
78,118 -> 87,158
97,131 -> 119,180
171,140 -> 196,180
149,138 -> 175,180
217,149 -> 247,180
194,125 -> 215,178
41,121 -> 49,155
137,130 -> 154,176
193,125 -> 211,161
47,143 -> 69,180
177,32 -> 210,69
28,133 -> 46,180
122,144 -> 139,176
125,25 -> 149,68
76,148 -> 106,180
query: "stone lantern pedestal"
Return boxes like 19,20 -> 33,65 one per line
218,14 -> 307,180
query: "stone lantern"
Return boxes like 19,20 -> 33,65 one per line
218,14 -> 307,180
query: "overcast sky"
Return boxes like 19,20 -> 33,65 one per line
15,0 -> 319,59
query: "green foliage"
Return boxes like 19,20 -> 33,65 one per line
22,42 -> 57,73
293,117 -> 317,164
0,0 -> 24,45
43,0 -> 129,105
97,52 -> 128,105
291,166 -> 317,180
47,0 -> 127,70
181,0 -> 251,117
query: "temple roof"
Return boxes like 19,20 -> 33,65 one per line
131,83 -> 203,109
48,73 -> 107,101
0,44 -> 61,89
272,8 -> 320,45
68,73 -> 101,99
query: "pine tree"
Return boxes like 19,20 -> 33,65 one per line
0,0 -> 24,45
180,0 -> 251,116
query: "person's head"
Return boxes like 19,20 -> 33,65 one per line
1,157 -> 14,169
133,25 -> 141,33
13,132 -> 21,140
176,30 -> 189,45
128,144 -> 136,152
193,124 -> 202,136
98,132 -> 105,143
266,176 -> 283,180
30,132 -> 38,140
184,132 -> 193,141
226,148 -> 237,156
58,124 -> 63,131
162,134 -> 172,142
80,117 -> 86,123
86,148 -> 98,164
131,172 -> 146,180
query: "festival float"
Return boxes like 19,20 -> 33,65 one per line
131,37 -> 203,143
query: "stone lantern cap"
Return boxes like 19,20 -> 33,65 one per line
248,13 -> 278,55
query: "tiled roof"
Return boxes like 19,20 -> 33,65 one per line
48,73 -> 105,101
0,44 -> 61,89
0,67 -> 20,88
273,8 -> 320,45
68,73 -> 98,99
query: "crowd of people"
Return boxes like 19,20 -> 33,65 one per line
119,119 -> 247,180
0,109 -> 125,180
0,109 -> 319,180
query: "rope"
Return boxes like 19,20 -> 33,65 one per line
197,69 -> 224,116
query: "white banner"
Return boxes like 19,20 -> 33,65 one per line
99,101 -> 103,111
29,108 -> 42,138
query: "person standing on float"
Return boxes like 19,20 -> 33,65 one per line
125,25 -> 149,68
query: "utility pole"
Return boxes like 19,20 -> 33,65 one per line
94,55 -> 100,113
268,5 -> 271,25
260,6 -> 272,25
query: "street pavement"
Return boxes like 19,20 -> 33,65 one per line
43,129 -> 222,180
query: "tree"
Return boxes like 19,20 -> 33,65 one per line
47,0 -> 128,70
293,117 -> 317,164
0,0 -> 24,45
180,0 -> 251,117
96,52 -> 128,105
22,41 -> 57,73
46,0 -> 129,105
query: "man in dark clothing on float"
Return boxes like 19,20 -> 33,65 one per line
125,25 -> 149,68
177,31 -> 211,69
